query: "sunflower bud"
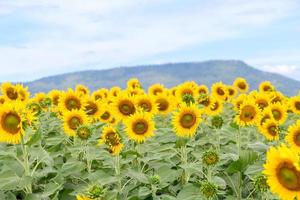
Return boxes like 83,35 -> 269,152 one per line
182,94 -> 195,105
88,185 -> 105,198
27,102 -> 42,115
76,125 -> 92,140
200,181 -> 217,198
211,116 -> 223,129
202,150 -> 219,166
150,175 -> 161,185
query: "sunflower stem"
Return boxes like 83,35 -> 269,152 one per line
114,155 -> 122,193
180,144 -> 189,184
20,137 -> 32,194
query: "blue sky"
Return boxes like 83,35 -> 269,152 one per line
0,0 -> 299,82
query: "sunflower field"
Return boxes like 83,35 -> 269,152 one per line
0,78 -> 299,200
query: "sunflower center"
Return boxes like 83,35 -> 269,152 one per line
238,83 -> 246,90
295,102 -> 300,110
153,88 -> 163,95
1,112 -> 21,134
198,89 -> 207,94
180,113 -> 196,128
85,102 -> 98,115
216,88 -> 225,96
228,89 -> 235,96
272,109 -> 282,120
133,121 -> 148,135
106,131 -> 120,146
257,100 -> 268,109
66,98 -> 81,110
68,116 -> 81,130
53,96 -> 59,106
267,125 -> 278,136
263,85 -> 271,92
119,100 -> 135,116
240,105 -> 256,122
182,89 -> 193,97
157,99 -> 169,111
6,88 -> 18,100
101,111 -> 110,120
210,102 -> 219,111
139,101 -> 152,112
293,131 -> 300,146
276,162 -> 300,191
77,126 -> 91,139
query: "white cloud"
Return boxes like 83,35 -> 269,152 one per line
0,0 -> 298,81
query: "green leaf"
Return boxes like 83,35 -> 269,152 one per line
177,184 -> 201,200
227,150 -> 258,173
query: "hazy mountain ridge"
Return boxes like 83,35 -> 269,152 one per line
25,60 -> 300,95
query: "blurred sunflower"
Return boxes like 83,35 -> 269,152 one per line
154,93 -> 174,115
226,85 -> 237,100
84,98 -> 102,122
99,126 -> 123,155
75,84 -> 90,97
258,119 -> 280,140
235,99 -> 260,126
16,84 -> 30,103
124,111 -> 155,143
254,93 -> 270,110
172,103 -> 201,137
76,195 -> 91,200
211,82 -> 228,101
134,94 -> 157,114
268,103 -> 287,125
109,86 -> 122,98
289,96 -> 300,114
205,96 -> 223,116
48,90 -> 61,106
59,89 -> 85,111
0,102 -> 25,144
99,105 -> 113,123
148,84 -> 165,96
127,78 -> 141,89
63,109 -> 89,137
92,88 -> 109,101
263,145 -> 300,200
285,120 -> 300,152
197,85 -> 209,96
233,77 -> 249,93
259,81 -> 275,93
112,92 -> 136,120
1,82 -> 18,101
175,81 -> 198,100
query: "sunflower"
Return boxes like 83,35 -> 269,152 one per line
289,96 -> 300,114
112,93 -> 136,120
1,82 -> 18,101
172,103 -> 202,137
0,102 -> 25,144
92,88 -> 109,101
235,99 -> 260,126
268,103 -> 287,125
226,85 -> 237,100
148,84 -> 165,96
16,84 -> 30,103
258,119 -> 280,140
126,87 -> 144,96
127,78 -> 141,89
263,145 -> 300,200
259,109 -> 274,125
124,111 -> 155,143
285,120 -> 300,152
48,90 -> 61,106
197,85 -> 209,96
99,104 -> 113,123
135,94 -> 158,114
75,84 -> 90,97
62,109 -> 90,137
175,82 -> 198,99
233,94 -> 248,111
233,77 -> 249,93
254,93 -> 270,110
58,89 -> 85,111
99,126 -> 123,155
269,91 -> 285,104
259,81 -> 275,93
0,96 -> 5,105
205,96 -> 223,116
169,87 -> 177,97
211,82 -> 228,101
76,195 -> 91,200
32,92 -> 47,104
154,93 -> 174,115
109,86 -> 122,98
84,98 -> 102,122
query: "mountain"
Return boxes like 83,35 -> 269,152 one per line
25,60 -> 300,96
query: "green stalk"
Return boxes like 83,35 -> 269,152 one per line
21,137 -> 32,194
115,155 -> 122,193
180,145 -> 189,184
